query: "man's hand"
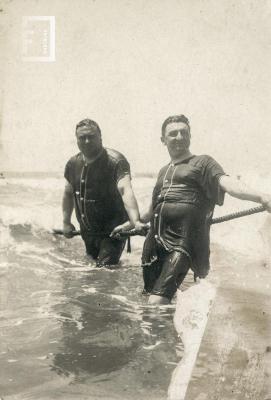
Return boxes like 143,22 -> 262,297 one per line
134,221 -> 149,235
261,194 -> 271,213
110,221 -> 132,238
110,221 -> 149,239
110,221 -> 149,238
63,222 -> 76,238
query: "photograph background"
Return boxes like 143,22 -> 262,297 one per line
1,1 -> 271,400
1,0 -> 271,177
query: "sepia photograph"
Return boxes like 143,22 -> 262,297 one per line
0,1 -> 271,399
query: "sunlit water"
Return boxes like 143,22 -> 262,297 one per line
1,175 -> 270,400
0,177 -> 184,400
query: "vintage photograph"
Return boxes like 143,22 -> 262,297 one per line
0,1 -> 271,399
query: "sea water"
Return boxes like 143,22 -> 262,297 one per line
0,177 -> 182,400
0,175 -> 270,400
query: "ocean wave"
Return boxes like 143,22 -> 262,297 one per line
0,204 -> 63,229
0,221 -> 56,251
1,176 -> 270,264
0,177 -> 65,190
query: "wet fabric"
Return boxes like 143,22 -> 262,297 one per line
64,148 -> 130,235
143,245 -> 190,300
142,155 -> 226,280
64,148 -> 130,262
81,232 -> 126,267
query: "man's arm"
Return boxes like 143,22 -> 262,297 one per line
117,175 -> 141,226
219,175 -> 271,211
62,180 -> 76,237
140,201 -> 153,223
110,175 -> 146,235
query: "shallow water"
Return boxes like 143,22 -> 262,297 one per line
0,178 -> 182,400
1,176 -> 270,400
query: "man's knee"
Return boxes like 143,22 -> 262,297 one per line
142,263 -> 161,293
149,251 -> 190,300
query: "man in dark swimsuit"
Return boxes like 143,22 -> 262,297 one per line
62,118 -> 145,267
141,114 -> 271,304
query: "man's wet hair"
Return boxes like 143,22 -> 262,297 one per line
75,119 -> 101,135
161,114 -> 190,137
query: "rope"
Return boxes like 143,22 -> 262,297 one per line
52,228 -> 147,238
53,205 -> 266,238
210,205 -> 265,225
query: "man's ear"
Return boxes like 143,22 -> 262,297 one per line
161,136 -> 166,145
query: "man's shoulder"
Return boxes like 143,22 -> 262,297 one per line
157,163 -> 171,178
160,162 -> 172,172
66,153 -> 82,166
64,153 -> 82,182
105,148 -> 129,163
191,154 -> 219,166
191,155 -> 225,176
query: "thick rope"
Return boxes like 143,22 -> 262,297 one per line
53,205 -> 266,238
210,205 -> 265,225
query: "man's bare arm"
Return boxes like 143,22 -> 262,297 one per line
117,175 -> 141,226
110,175 -> 146,235
140,201 -> 153,223
62,180 -> 76,237
219,175 -> 271,211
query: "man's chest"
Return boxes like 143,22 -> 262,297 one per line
73,162 -> 115,190
157,163 -> 202,188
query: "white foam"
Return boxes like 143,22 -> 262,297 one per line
82,287 -> 97,293
168,279 -> 216,400
0,204 -> 63,231
0,225 -> 14,249
143,340 -> 162,350
111,294 -> 128,302
13,242 -> 52,255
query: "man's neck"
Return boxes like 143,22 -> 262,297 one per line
83,148 -> 104,164
170,150 -> 192,164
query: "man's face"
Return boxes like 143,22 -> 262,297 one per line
76,128 -> 102,158
161,122 -> 191,157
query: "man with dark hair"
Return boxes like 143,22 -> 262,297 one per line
62,118 -> 144,267
161,114 -> 190,137
141,114 -> 271,304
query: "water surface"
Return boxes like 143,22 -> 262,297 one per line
0,178 -> 182,399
